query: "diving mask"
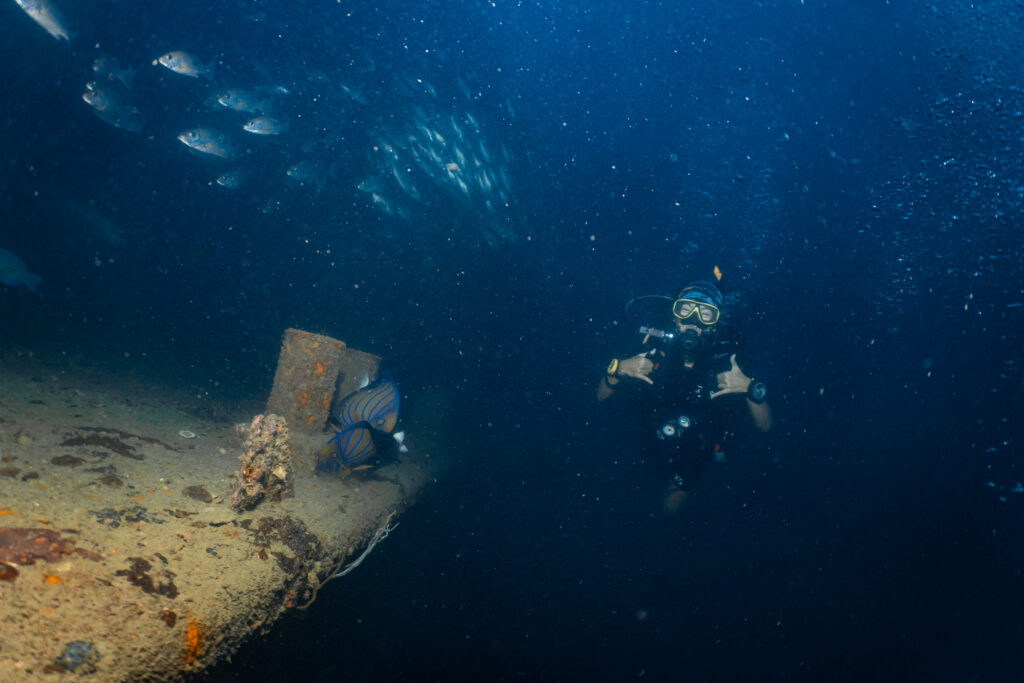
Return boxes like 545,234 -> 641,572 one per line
672,298 -> 720,326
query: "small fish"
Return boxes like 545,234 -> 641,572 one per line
285,161 -> 318,185
13,0 -> 71,41
357,176 -> 385,194
82,84 -> 112,111
339,83 -> 367,105
215,89 -> 270,114
215,171 -> 244,189
242,116 -> 286,135
82,84 -> 143,132
154,51 -> 214,79
92,55 -> 135,89
177,128 -> 234,159
0,249 -> 41,291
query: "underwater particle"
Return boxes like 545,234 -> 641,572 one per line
230,414 -> 293,512
182,485 -> 213,503
178,430 -> 197,439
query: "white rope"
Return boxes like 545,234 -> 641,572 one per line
332,512 -> 398,579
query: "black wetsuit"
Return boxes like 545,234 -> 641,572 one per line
622,327 -> 751,490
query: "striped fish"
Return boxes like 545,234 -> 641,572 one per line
332,375 -> 399,434
326,424 -> 376,467
320,374 -> 400,471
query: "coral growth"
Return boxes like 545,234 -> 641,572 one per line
184,618 -> 203,665
230,414 -> 293,512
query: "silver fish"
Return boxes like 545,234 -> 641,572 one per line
215,89 -> 271,114
285,161 -> 318,184
339,84 -> 367,105
215,171 -> 244,189
93,55 -> 135,89
242,116 -> 286,135
13,0 -> 70,41
177,128 -> 234,159
155,51 -> 213,79
82,84 -> 143,133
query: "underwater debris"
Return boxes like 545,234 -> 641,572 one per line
0,527 -> 76,567
89,506 -> 165,527
115,557 -> 178,598
230,414 -> 292,512
61,432 -> 140,459
239,517 -> 322,574
264,329 -> 353,433
62,426 -> 178,458
298,512 -> 397,609
0,563 -> 18,580
51,454 -> 85,467
44,641 -> 99,674
182,485 -> 213,503
0,467 -> 20,477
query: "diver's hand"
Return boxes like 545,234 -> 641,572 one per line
617,352 -> 655,385
711,354 -> 752,399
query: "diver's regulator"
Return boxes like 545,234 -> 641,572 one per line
639,325 -> 700,351
657,415 -> 693,440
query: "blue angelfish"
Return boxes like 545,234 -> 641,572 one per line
319,374 -> 400,470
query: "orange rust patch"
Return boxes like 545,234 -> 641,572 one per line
0,508 -> 17,516
43,575 -> 61,585
313,361 -> 327,376
185,618 -> 203,664
296,390 -> 310,408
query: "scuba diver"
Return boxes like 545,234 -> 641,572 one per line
597,279 -> 772,514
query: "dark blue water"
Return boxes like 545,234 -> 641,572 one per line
4,0 -> 1024,680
